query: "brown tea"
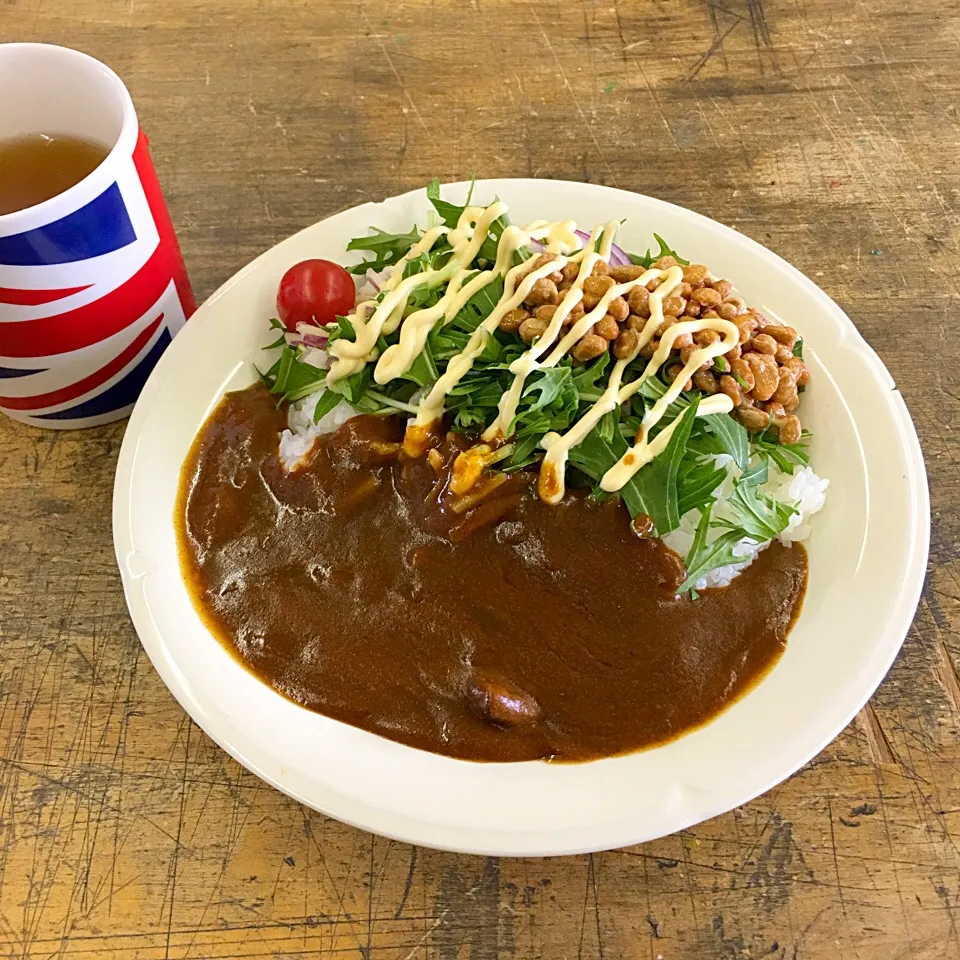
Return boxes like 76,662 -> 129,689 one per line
0,133 -> 110,215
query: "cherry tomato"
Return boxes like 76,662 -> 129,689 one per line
276,258 -> 356,330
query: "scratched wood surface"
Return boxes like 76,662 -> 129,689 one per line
0,0 -> 958,956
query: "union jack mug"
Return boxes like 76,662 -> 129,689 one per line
0,43 -> 196,428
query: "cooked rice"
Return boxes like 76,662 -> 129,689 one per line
661,457 -> 828,590
279,390 -> 359,471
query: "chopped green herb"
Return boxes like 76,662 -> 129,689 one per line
676,461 -> 726,518
628,234 -> 690,269
510,364 -> 579,439
449,276 -> 504,332
401,336 -> 440,387
336,365 -> 373,405
521,366 -> 575,418
259,343 -> 328,405
571,351 -> 612,399
570,401 -> 703,535
312,389 -> 343,423
426,177 -> 467,229
678,524 -> 746,594
753,429 -> 811,473
362,389 -> 420,414
346,225 -> 421,275
427,178 -> 520,264
636,374 -> 688,424
596,405 -> 618,444
738,458 -> 768,487
265,316 -> 288,350
701,412 -> 749,470
504,431 -> 543,471
723,477 -> 796,541
568,415 -> 650,518
626,399 -> 701,533
336,314 -> 356,342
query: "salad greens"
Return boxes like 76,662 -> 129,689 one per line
345,226 -> 422,275
261,181 -> 810,593
628,234 -> 690,269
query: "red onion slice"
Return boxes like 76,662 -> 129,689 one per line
287,322 -> 329,349
296,322 -> 328,337
608,243 -> 631,267
573,228 -> 631,266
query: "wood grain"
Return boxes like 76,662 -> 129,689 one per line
1,0 -> 958,956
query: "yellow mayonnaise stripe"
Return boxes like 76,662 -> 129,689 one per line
599,316 -> 739,489
540,314 -> 739,501
536,350 -> 632,505
481,224 -> 609,441
374,203 -> 517,384
456,202 -> 510,263
338,204 -> 512,385
625,317 -> 739,422
330,196 -> 746,508
481,295 -> 571,443
376,268 -> 506,384
326,225 -> 450,382
415,251 -> 574,426
535,263 -> 684,503
599,393 -> 735,491
481,284 -> 585,443
374,300 -> 448,384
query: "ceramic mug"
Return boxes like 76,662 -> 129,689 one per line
0,43 -> 196,428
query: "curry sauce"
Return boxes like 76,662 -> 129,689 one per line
177,384 -> 807,763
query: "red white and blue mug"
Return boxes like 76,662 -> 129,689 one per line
0,43 -> 196,428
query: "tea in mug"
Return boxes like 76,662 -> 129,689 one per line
0,133 -> 110,215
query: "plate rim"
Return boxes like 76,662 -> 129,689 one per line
113,178 -> 930,856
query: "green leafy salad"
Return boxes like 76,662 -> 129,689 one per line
260,180 -> 827,593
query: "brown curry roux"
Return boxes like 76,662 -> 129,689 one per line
177,384 -> 807,762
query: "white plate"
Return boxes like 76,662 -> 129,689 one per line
113,179 -> 929,856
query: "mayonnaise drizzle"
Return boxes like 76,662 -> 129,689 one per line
414,229 -> 570,426
374,203 -> 511,384
327,202 -> 577,388
599,317 -> 739,490
326,225 -> 450,383
483,221 -> 618,442
330,198 -> 742,501
537,276 -> 739,502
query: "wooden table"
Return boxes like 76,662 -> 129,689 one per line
1,0 -> 956,956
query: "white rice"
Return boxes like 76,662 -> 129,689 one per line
661,456 -> 829,591
279,390 -> 359,471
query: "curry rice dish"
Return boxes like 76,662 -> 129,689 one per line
177,182 -> 828,762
